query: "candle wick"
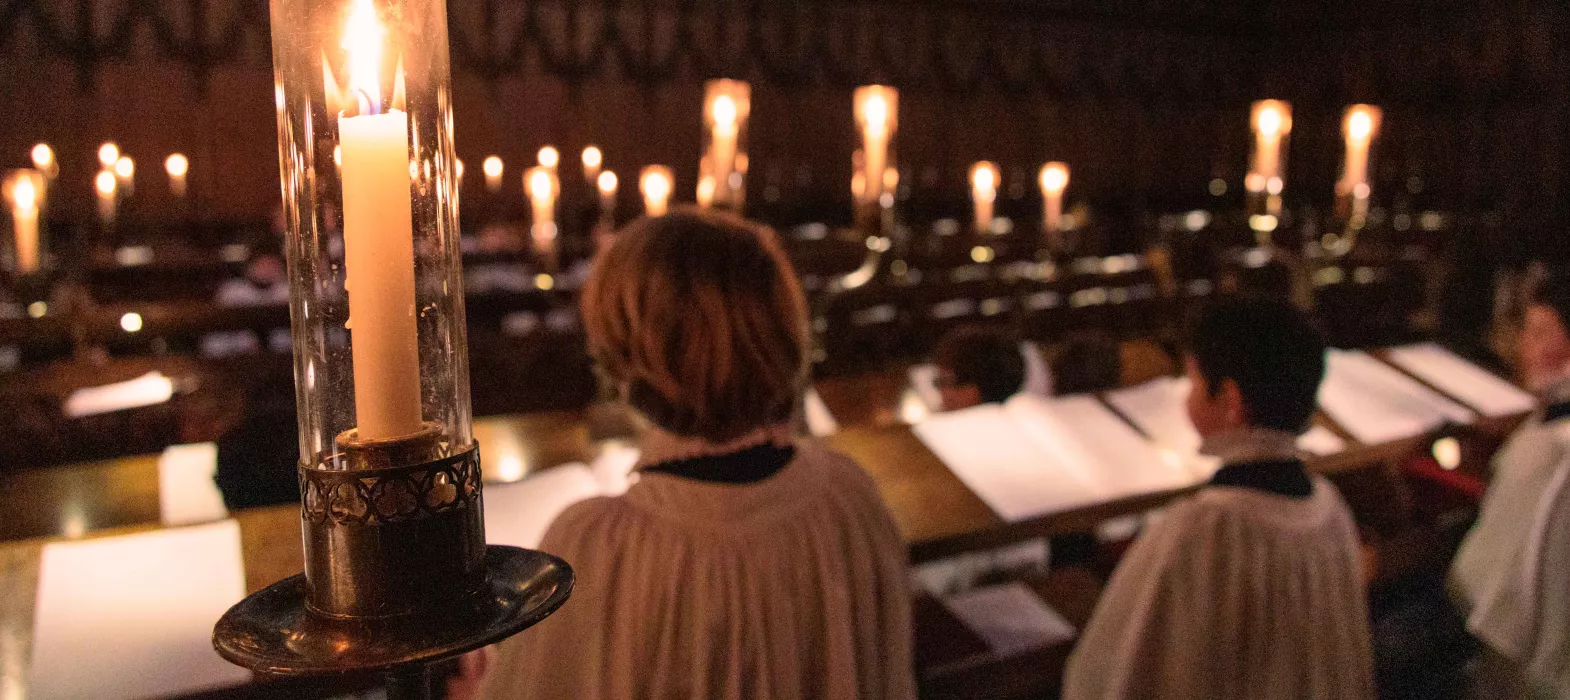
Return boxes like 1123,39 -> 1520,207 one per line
354,88 -> 379,117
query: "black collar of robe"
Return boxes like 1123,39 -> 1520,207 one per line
1208,457 -> 1313,499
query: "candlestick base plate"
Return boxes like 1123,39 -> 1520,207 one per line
213,545 -> 572,676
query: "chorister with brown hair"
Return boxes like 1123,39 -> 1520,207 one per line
475,210 -> 916,700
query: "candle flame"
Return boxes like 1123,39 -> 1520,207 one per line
31,144 -> 53,170
1040,162 -> 1069,194
598,170 -> 618,195
483,156 -> 503,178
342,0 -> 385,115
528,167 -> 554,201
455,158 -> 465,181
971,162 -> 998,194
582,146 -> 602,169
712,95 -> 738,128
95,170 -> 117,196
1344,105 -> 1380,144
1257,106 -> 1282,136
115,156 -> 135,179
13,177 -> 37,211
165,153 -> 189,178
98,142 -> 120,168
538,146 -> 560,169
863,94 -> 888,134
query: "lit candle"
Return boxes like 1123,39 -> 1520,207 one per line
337,0 -> 422,441
483,155 -> 503,193
98,142 -> 120,169
970,161 -> 999,234
31,144 -> 57,181
537,146 -> 559,175
581,146 -> 602,185
597,170 -> 618,223
1039,161 -> 1069,236
455,158 -> 465,187
95,169 -> 117,226
854,86 -> 898,207
526,165 -> 557,251
9,173 -> 40,274
1249,100 -> 1291,191
1340,105 -> 1381,198
640,165 -> 672,217
701,80 -> 749,209
115,156 -> 135,194
165,153 -> 189,198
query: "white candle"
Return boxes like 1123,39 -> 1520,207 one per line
702,80 -> 748,208
338,0 -> 422,441
641,165 -> 672,217
115,156 -> 135,195
95,169 -> 117,226
483,155 -> 503,193
597,170 -> 618,223
11,175 -> 39,274
527,165 -> 557,251
582,146 -> 602,185
970,161 -> 998,233
854,86 -> 897,205
1250,100 -> 1291,186
98,142 -> 120,169
1039,162 -> 1069,235
165,154 -> 189,198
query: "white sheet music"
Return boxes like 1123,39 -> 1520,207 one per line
484,465 -> 604,549
1006,394 -> 1199,498
1319,349 -> 1476,445
1386,343 -> 1536,418
803,386 -> 840,437
943,582 -> 1077,658
29,520 -> 250,700
157,442 -> 229,527
62,371 -> 173,418
1105,376 -> 1202,457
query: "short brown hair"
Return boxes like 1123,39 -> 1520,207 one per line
581,210 -> 810,442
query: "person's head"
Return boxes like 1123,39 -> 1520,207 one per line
1522,274 -> 1570,392
1185,297 -> 1326,437
581,210 -> 809,442
933,326 -> 1026,411
1051,330 -> 1123,396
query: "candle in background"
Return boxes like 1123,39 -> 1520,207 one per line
701,79 -> 750,210
853,86 -> 898,208
1340,105 -> 1382,199
597,170 -> 618,223
8,172 -> 42,274
31,144 -> 57,181
1248,100 -> 1291,196
537,146 -> 559,175
336,0 -> 422,441
1039,161 -> 1070,238
970,161 -> 999,234
526,165 -> 558,251
95,170 -> 117,227
98,142 -> 120,169
582,146 -> 602,185
640,165 -> 672,217
483,155 -> 503,193
114,156 -> 135,195
165,154 -> 189,198
455,158 -> 465,187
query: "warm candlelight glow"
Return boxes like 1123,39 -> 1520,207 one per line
9,172 -> 41,274
95,169 -> 117,225
853,86 -> 898,211
98,142 -> 120,168
455,158 -> 465,182
527,165 -> 558,250
31,144 -> 56,179
969,161 -> 999,233
342,0 -> 385,109
598,170 -> 618,223
1248,100 -> 1291,222
640,165 -> 673,217
582,146 -> 602,169
95,170 -> 117,196
1039,161 -> 1070,239
165,153 -> 189,198
528,167 -> 554,201
13,176 -> 36,211
1337,104 -> 1382,235
538,146 -> 559,169
483,155 -> 503,192
701,79 -> 750,210
1347,110 -> 1374,143
598,170 -> 618,195
115,156 -> 134,181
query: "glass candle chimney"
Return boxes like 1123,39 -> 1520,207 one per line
270,0 -> 470,470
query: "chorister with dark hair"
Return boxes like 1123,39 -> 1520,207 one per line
1450,272 -> 1570,698
1063,296 -> 1374,700
933,325 -> 1027,410
474,210 -> 916,700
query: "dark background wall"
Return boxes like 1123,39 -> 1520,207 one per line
0,0 -> 1564,258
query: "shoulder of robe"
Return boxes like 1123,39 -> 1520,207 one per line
536,495 -> 627,555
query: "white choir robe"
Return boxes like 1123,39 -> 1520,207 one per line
1451,405 -> 1570,698
1063,477 -> 1375,700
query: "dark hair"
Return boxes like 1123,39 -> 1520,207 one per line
1532,273 -> 1570,330
1051,330 -> 1123,396
934,326 -> 1026,404
581,210 -> 809,442
1189,296 -> 1326,433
